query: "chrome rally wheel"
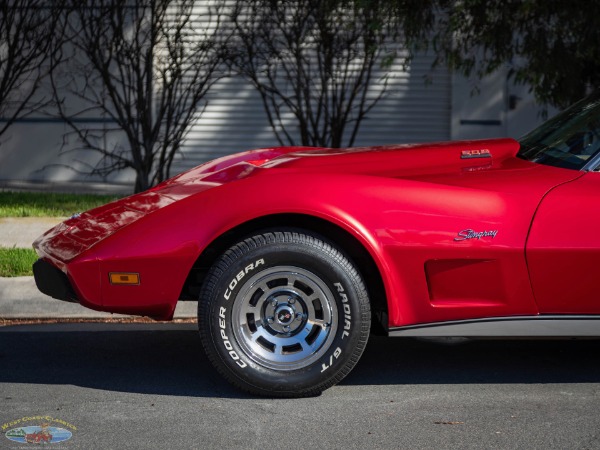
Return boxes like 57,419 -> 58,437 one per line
232,266 -> 337,371
198,231 -> 371,397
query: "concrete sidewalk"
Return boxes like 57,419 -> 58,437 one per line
0,217 -> 196,320
0,216 -> 64,248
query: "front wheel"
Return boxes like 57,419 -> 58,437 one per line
198,231 -> 371,397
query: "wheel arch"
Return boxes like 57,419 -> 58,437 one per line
180,213 -> 389,334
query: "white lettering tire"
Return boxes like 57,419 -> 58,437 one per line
198,231 -> 371,397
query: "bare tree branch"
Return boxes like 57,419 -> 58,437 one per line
51,0 -> 229,192
0,0 -> 63,140
227,0 -> 399,148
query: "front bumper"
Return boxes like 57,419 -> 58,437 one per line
32,259 -> 79,303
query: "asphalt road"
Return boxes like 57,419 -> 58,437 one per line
1,323 -> 599,449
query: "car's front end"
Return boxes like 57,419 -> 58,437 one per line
32,146 -> 306,319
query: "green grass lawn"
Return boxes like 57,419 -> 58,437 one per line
0,247 -> 38,277
0,191 -> 122,217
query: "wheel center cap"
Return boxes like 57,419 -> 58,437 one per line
275,305 -> 294,325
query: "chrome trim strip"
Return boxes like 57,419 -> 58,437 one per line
389,316 -> 600,337
581,152 -> 600,171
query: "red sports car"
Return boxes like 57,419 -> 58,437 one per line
33,93 -> 600,397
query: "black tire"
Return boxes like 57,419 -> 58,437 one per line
198,231 -> 371,397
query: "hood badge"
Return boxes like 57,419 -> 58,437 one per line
461,149 -> 491,159
454,229 -> 498,241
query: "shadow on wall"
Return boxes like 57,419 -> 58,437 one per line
174,50 -> 452,175
0,51 -> 452,190
0,120 -> 134,187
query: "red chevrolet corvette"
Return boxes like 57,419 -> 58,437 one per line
33,93 -> 600,397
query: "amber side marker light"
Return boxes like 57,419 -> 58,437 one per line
109,273 -> 140,285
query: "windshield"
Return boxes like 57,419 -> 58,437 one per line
518,92 -> 600,170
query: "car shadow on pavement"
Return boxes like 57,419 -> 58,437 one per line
0,323 -> 249,399
0,324 -> 599,398
347,335 -> 600,386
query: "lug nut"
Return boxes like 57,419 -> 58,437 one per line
267,316 -> 275,324
283,325 -> 291,332
288,297 -> 296,304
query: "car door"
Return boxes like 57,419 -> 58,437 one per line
526,171 -> 600,314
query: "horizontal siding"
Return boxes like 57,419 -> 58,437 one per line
0,3 -> 451,186
172,50 -> 451,173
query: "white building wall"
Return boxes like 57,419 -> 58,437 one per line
0,2 -> 556,193
171,51 -> 452,174
451,68 -> 558,141
0,51 -> 453,191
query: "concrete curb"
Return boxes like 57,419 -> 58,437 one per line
0,276 -> 197,319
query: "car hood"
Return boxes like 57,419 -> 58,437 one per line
256,137 -> 582,196
172,137 -> 522,180
263,138 -> 520,175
